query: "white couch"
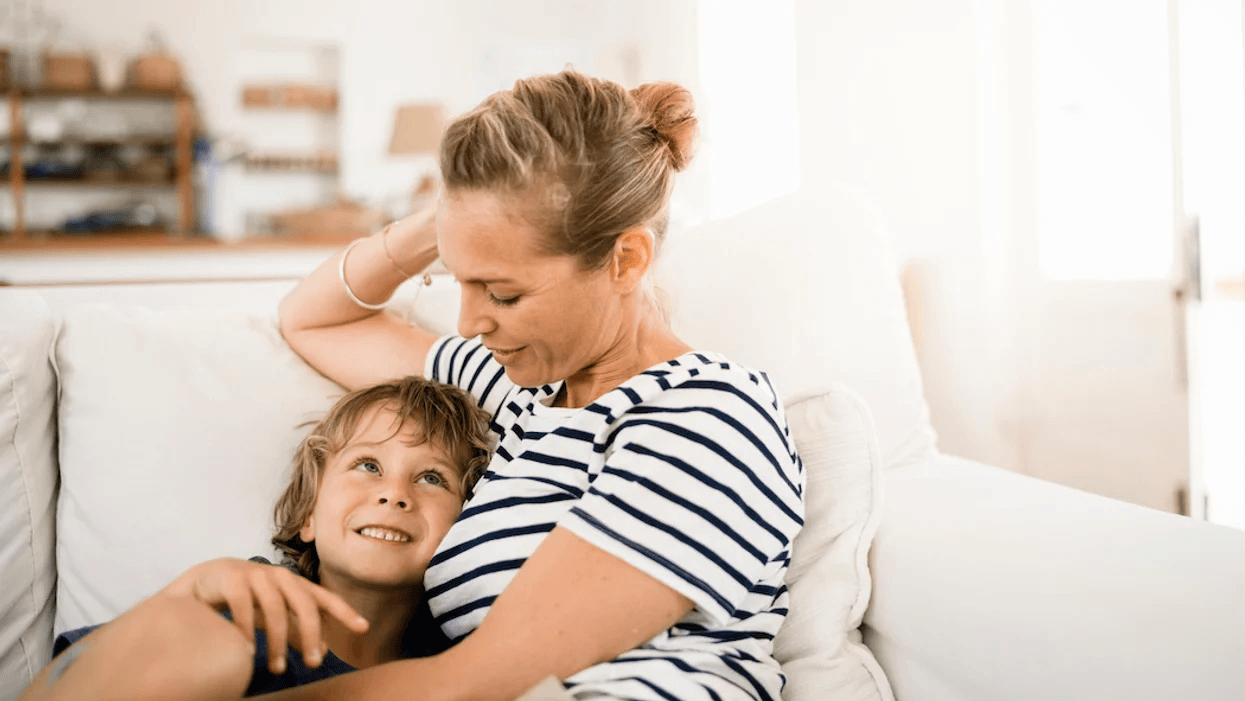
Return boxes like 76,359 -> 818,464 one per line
3,191 -> 1244,701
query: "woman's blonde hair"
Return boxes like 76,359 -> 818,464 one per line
440,69 -> 698,269
272,376 -> 492,580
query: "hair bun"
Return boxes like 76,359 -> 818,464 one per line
631,82 -> 699,172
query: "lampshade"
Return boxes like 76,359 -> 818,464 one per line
388,103 -> 448,156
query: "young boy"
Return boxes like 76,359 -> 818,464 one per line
20,376 -> 492,701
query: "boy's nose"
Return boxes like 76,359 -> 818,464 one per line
378,496 -> 408,509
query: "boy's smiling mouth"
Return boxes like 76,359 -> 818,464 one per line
356,526 -> 414,543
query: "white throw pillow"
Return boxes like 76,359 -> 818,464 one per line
775,385 -> 893,701
52,305 -> 344,633
0,291 -> 58,699
657,188 -> 936,472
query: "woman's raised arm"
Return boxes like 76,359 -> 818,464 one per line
277,210 -> 442,390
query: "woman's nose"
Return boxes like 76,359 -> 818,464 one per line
457,286 -> 496,339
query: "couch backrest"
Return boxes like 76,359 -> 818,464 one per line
0,291 -> 58,701
657,189 -> 935,471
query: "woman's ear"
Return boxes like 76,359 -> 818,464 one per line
611,227 -> 655,294
299,515 -> 316,544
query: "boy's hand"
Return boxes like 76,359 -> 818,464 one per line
161,557 -> 369,675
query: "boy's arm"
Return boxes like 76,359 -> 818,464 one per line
17,592 -> 254,701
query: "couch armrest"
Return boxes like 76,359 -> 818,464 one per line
863,455 -> 1245,701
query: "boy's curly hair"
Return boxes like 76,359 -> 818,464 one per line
271,376 -> 492,580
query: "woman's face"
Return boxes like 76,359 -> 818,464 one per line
436,191 -> 623,388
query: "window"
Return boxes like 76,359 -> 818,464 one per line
1033,0 -> 1175,280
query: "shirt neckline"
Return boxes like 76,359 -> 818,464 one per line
528,350 -> 719,417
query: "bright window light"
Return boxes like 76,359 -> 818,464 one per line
698,0 -> 799,221
1033,0 -> 1175,281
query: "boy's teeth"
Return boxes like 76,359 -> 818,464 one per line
359,527 -> 410,542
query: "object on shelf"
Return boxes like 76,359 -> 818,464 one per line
389,103 -> 447,215
95,45 -> 128,93
243,152 -> 338,174
0,49 -> 9,92
132,152 -> 173,181
42,52 -> 96,91
65,139 -> 174,182
59,200 -> 161,234
241,83 -> 338,110
129,32 -> 182,91
27,113 -> 65,142
269,196 -> 386,240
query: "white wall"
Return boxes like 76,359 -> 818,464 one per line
794,0 -> 1020,469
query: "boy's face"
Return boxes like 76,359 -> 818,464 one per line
300,404 -> 467,591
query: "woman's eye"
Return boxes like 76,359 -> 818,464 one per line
353,459 -> 381,474
487,291 -> 520,307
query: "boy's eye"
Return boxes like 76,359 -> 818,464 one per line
417,471 -> 449,488
353,459 -> 381,474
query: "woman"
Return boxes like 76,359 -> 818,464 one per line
274,69 -> 804,701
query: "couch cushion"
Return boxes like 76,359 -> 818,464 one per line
775,385 -> 893,701
52,305 -> 344,633
656,189 -> 936,472
0,290 -> 59,698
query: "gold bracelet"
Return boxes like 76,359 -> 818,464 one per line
381,223 -> 416,278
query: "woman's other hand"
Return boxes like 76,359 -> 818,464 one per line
161,557 -> 369,674
277,204 -> 441,391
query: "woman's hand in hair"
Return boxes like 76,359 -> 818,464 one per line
160,557 -> 369,675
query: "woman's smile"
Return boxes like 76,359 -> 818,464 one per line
488,346 -> 525,364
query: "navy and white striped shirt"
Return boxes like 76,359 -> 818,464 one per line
424,336 -> 805,701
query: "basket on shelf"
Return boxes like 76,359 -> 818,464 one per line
129,32 -> 182,91
42,53 -> 96,91
270,196 -> 387,241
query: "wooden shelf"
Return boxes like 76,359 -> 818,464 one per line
8,176 -> 176,187
244,153 -> 338,175
19,135 -> 176,148
5,89 -> 196,241
11,88 -> 188,100
241,84 -> 337,111
0,229 -> 353,251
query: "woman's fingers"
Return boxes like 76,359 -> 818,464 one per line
310,585 -> 369,635
250,571 -> 291,675
221,580 -> 257,649
274,574 -> 327,668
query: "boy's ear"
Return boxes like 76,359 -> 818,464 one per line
299,515 -> 316,544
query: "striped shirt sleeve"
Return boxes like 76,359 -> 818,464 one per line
424,335 -> 516,425
557,374 -> 805,625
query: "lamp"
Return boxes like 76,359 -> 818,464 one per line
388,103 -> 447,215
